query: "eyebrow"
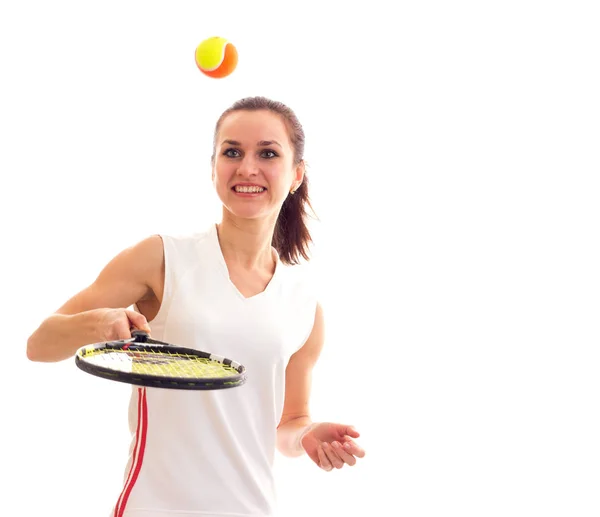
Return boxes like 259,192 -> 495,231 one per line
221,139 -> 282,148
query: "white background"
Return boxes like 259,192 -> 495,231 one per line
1,1 -> 599,516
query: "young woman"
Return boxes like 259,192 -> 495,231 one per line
27,96 -> 365,517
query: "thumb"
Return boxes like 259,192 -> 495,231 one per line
342,425 -> 360,438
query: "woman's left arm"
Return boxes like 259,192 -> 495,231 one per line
276,303 -> 365,471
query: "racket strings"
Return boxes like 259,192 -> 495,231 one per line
85,348 -> 239,379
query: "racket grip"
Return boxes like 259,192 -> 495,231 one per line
131,330 -> 149,342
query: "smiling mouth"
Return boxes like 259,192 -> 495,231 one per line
233,185 -> 266,193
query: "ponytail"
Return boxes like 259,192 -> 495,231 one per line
273,172 -> 314,264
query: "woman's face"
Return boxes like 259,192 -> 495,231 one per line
212,110 -> 303,222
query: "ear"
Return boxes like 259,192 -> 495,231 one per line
292,160 -> 305,190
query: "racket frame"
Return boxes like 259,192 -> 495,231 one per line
75,331 -> 247,390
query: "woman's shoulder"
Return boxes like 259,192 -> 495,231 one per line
157,224 -> 217,254
150,224 -> 221,280
159,224 -> 215,243
277,260 -> 321,300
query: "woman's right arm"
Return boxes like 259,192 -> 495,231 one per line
26,235 -> 164,363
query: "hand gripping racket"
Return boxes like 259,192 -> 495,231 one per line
75,330 -> 247,390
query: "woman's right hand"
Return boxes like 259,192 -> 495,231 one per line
27,235 -> 164,362
96,308 -> 152,341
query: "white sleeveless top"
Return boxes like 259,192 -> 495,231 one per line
113,224 -> 318,517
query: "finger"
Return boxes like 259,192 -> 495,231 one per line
344,425 -> 360,438
317,444 -> 333,471
111,318 -> 135,341
342,440 -> 366,459
322,442 -> 344,469
331,441 -> 357,466
125,310 -> 151,333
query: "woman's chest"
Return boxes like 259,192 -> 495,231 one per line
166,285 -> 306,367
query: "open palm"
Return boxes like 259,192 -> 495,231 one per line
301,422 -> 366,471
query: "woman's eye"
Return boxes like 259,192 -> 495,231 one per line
261,149 -> 278,159
223,148 -> 277,159
224,148 -> 240,158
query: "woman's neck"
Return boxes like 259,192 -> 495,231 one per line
216,212 -> 277,271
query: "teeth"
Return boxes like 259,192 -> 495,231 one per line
234,185 -> 265,193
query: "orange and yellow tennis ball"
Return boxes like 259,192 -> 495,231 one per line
195,36 -> 238,78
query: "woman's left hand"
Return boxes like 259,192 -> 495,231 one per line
301,422 -> 366,471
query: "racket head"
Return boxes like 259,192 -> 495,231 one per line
75,332 -> 247,390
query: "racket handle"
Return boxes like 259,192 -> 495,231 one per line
131,330 -> 149,342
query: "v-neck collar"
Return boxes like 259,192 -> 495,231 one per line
210,223 -> 281,301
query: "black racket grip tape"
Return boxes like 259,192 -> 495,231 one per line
131,330 -> 149,342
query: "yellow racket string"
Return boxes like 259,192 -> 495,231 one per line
83,348 -> 239,379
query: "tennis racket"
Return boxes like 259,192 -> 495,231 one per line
75,330 -> 247,390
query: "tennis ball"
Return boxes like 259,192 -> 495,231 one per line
195,36 -> 238,78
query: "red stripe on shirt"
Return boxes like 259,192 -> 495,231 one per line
114,388 -> 148,517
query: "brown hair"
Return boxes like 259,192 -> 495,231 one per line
212,96 -> 315,265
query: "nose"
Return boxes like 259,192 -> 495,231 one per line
236,154 -> 259,177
